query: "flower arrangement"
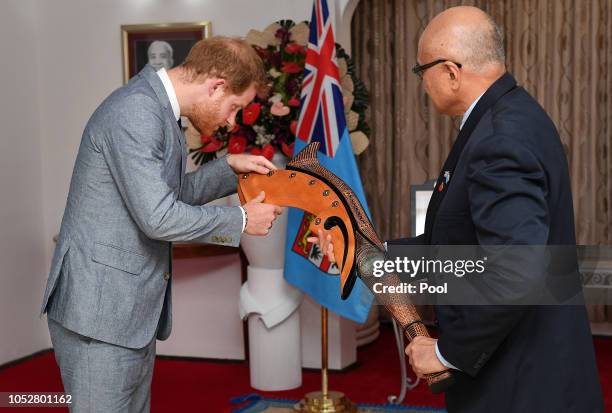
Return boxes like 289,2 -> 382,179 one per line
185,20 -> 370,165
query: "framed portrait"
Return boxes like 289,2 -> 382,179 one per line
121,21 -> 211,83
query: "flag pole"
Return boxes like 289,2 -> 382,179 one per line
321,306 -> 329,399
294,306 -> 356,412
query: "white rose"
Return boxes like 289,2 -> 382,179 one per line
350,131 -> 369,155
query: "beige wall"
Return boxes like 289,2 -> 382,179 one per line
0,0 -> 49,365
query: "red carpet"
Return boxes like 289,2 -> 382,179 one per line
0,325 -> 609,412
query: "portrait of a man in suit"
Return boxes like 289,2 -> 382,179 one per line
147,40 -> 174,71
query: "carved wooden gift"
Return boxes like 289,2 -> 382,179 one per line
238,142 -> 454,393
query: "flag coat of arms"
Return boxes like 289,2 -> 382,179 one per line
284,0 -> 374,323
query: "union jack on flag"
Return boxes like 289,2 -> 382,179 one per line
284,0 -> 374,324
295,0 -> 347,159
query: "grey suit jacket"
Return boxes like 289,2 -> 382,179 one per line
41,65 -> 243,349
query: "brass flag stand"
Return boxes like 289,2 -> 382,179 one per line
295,307 -> 357,412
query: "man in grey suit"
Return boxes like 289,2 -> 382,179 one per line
41,36 -> 281,412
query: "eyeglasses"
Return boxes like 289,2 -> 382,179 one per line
412,59 -> 462,79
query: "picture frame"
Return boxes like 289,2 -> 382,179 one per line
121,21 -> 212,83
410,179 -> 436,237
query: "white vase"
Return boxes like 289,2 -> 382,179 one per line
235,152 -> 303,391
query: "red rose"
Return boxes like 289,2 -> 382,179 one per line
288,96 -> 300,107
251,147 -> 262,156
242,103 -> 261,125
199,135 -> 223,153
281,141 -> 295,158
228,135 -> 247,154
285,43 -> 305,55
281,62 -> 303,74
254,46 -> 270,59
262,144 -> 276,160
290,120 -> 298,136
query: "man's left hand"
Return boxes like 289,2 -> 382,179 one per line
227,154 -> 276,175
405,336 -> 446,378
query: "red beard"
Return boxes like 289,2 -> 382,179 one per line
188,101 -> 225,136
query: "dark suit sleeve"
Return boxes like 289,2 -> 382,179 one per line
437,134 -> 550,377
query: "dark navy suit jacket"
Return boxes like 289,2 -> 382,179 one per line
391,73 -> 603,412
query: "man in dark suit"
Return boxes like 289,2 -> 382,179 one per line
401,6 -> 603,412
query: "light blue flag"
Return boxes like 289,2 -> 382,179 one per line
283,0 -> 374,323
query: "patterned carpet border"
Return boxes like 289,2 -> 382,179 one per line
230,394 -> 446,413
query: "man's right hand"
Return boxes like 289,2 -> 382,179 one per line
242,191 -> 283,235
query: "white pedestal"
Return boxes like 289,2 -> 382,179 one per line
237,154 -> 303,390
247,303 -> 302,390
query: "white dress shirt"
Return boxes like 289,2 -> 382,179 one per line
460,93 -> 484,130
156,68 -> 247,232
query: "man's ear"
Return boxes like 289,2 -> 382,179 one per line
208,78 -> 226,97
444,62 -> 460,90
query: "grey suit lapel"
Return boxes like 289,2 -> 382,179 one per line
139,65 -> 186,192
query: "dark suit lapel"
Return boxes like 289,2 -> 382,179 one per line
423,72 -> 518,244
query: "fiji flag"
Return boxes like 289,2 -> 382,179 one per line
283,0 -> 373,323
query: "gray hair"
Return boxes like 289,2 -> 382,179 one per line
463,14 -> 505,69
147,40 -> 174,58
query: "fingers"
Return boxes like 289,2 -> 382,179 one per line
255,156 -> 277,171
327,242 -> 335,263
405,342 -> 413,357
405,343 -> 423,378
251,191 -> 265,204
249,156 -> 277,175
252,164 -> 271,175
242,198 -> 282,236
318,234 -> 334,263
229,154 -> 278,175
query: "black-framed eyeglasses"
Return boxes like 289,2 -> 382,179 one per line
412,59 -> 462,78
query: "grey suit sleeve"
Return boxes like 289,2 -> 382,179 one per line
180,155 -> 238,206
98,94 -> 242,246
